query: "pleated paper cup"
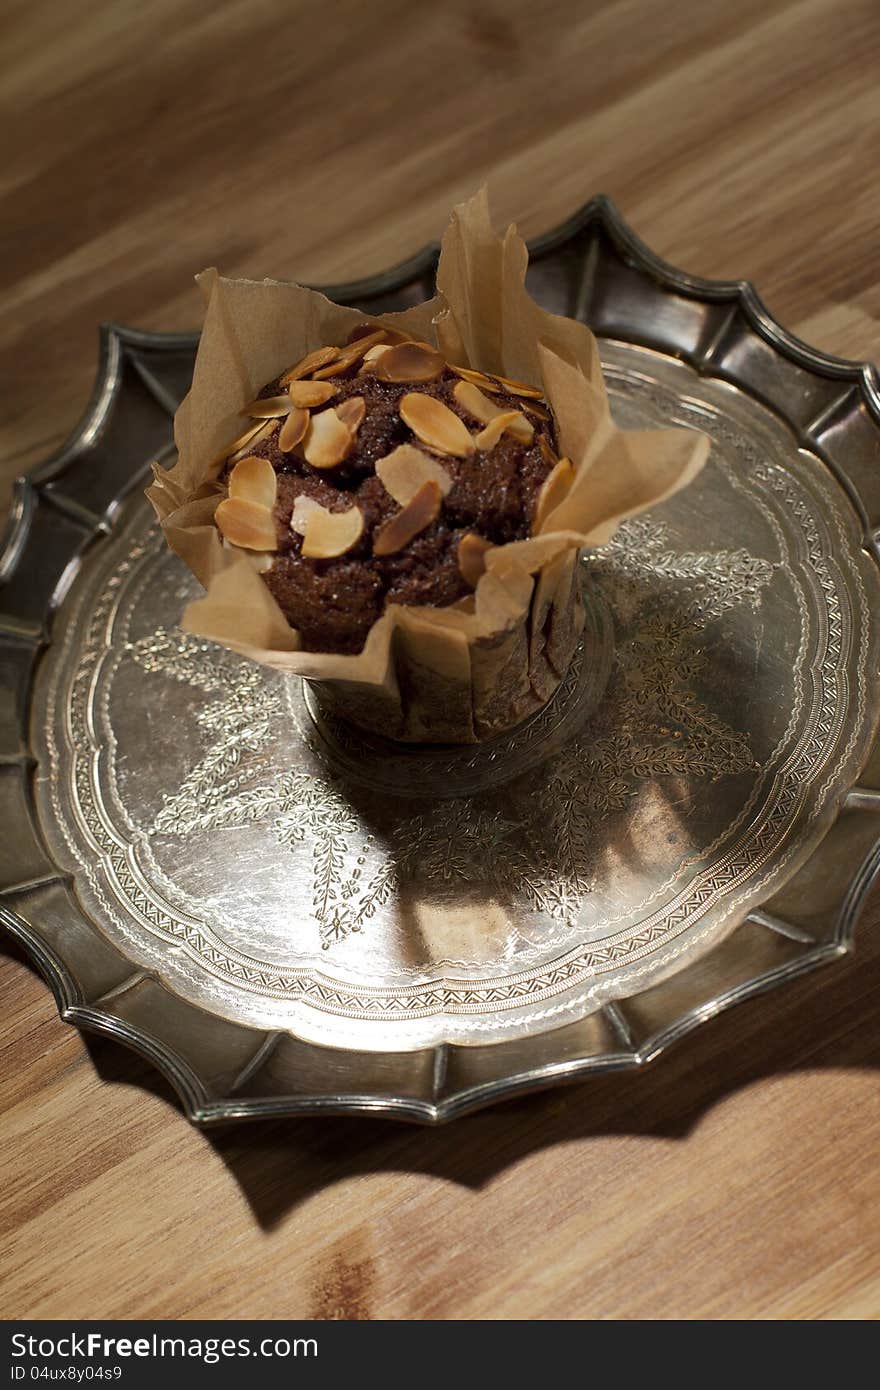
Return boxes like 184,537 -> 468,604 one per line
148,191 -> 708,744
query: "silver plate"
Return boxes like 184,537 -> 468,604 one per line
3,198 -> 880,1122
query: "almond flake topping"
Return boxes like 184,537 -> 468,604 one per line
243,393 -> 294,419
452,379 -> 503,425
298,502 -> 365,559
227,418 -> 277,463
290,495 -> 324,536
370,341 -> 445,383
539,434 -> 559,467
449,364 -> 502,393
453,380 -> 534,444
375,445 -> 453,505
215,497 -> 277,552
457,532 -> 493,587
303,407 -> 355,468
335,396 -> 366,433
520,398 -> 551,421
228,455 -> 277,510
345,324 -> 410,347
287,379 -> 337,408
490,372 -> 544,399
373,480 -> 443,556
399,393 -> 474,457
279,346 -> 339,386
278,406 -> 310,452
474,411 -> 532,450
361,344 -> 392,365
208,420 -> 266,470
312,329 -> 388,378
500,412 -> 534,445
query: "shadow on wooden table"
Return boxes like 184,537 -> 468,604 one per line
5,911 -> 880,1235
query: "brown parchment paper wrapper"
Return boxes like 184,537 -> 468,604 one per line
147,190 -> 709,744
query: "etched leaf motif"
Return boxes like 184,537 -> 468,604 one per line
126,514 -> 776,951
485,519 -> 777,926
597,516 -> 775,623
129,629 -> 282,837
400,803 -> 519,887
128,632 -> 366,947
328,857 -> 399,945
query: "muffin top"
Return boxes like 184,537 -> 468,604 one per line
214,325 -> 567,654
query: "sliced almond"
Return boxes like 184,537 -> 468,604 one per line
502,412 -> 534,445
303,407 -> 355,468
309,358 -> 354,382
312,329 -> 388,378
474,411 -> 529,450
539,433 -> 559,467
344,323 -> 405,346
361,343 -> 392,365
533,457 -> 575,532
228,455 -> 277,510
454,380 -> 534,444
520,398 -> 551,422
242,393 -> 293,419
371,341 -> 446,383
301,503 -> 364,558
346,324 -> 410,347
246,551 -> 275,575
490,372 -> 545,399
207,420 -> 267,472
279,346 -> 339,386
419,443 -> 459,460
346,323 -> 384,345
287,379 -> 337,408
452,378 -> 502,426
227,418 -> 277,463
340,327 -> 389,358
457,532 -> 493,587
278,406 -> 310,452
399,393 -> 474,457
290,495 -> 324,536
449,364 -> 502,393
215,497 -> 277,551
335,396 -> 366,433
373,480 -> 442,556
375,444 -> 453,505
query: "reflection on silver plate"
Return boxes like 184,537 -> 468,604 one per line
3,199 -> 880,1120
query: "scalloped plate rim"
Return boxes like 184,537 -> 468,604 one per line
2,193 -> 880,1125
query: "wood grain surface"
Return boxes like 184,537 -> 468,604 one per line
2,0 -> 880,1321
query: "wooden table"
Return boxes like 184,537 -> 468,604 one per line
3,0 -> 880,1321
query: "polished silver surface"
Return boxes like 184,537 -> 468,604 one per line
2,197 -> 880,1120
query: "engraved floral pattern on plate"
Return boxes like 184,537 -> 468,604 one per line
31,343 -> 879,1050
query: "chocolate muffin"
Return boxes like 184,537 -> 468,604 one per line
212,326 -> 567,655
